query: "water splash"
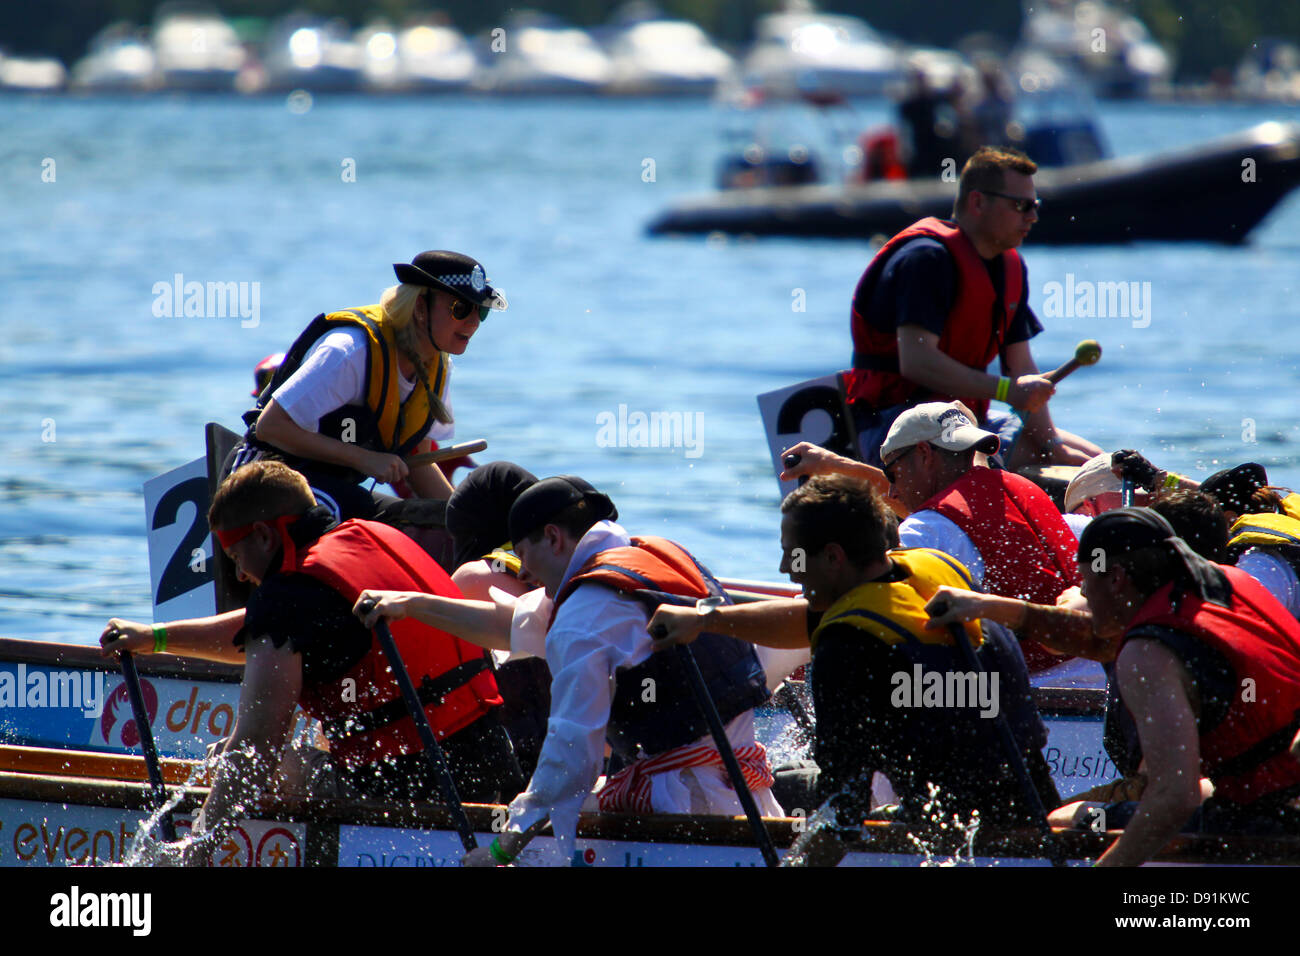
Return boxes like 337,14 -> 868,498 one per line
902,783 -> 981,867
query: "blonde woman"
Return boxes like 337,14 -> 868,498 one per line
228,251 -> 506,523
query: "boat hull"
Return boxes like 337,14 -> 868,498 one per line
648,122 -> 1300,244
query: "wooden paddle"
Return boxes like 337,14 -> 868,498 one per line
357,599 -> 478,853
1043,339 -> 1102,386
117,650 -> 179,842
652,597 -> 781,867
406,439 -> 488,468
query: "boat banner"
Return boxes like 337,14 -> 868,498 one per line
0,798 -> 304,867
757,373 -> 862,497
0,663 -> 319,759
144,456 -> 217,622
1043,715 -> 1121,798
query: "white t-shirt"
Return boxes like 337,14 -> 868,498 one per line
896,510 -> 986,588
272,326 -> 455,443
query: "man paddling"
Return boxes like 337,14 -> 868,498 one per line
648,474 -> 1054,865
929,508 -> 1300,864
464,476 -> 781,866
844,145 -> 1099,469
100,461 -> 523,863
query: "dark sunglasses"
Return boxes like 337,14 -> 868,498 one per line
882,444 -> 921,484
980,190 -> 1042,215
448,296 -> 491,322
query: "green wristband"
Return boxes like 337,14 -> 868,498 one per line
488,837 -> 515,865
995,376 -> 1011,403
1163,472 -> 1182,491
152,624 -> 168,654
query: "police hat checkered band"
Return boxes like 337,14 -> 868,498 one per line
880,402 -> 1000,461
434,266 -> 486,293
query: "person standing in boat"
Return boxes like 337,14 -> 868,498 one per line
100,461 -> 525,864
462,476 -> 781,867
844,145 -> 1100,471
647,473 -> 1055,866
227,250 -> 506,524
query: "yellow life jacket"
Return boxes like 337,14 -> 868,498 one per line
250,304 -> 450,463
809,548 -> 984,652
1228,511 -> 1300,552
336,304 -> 450,455
483,547 -> 522,576
1280,493 -> 1300,522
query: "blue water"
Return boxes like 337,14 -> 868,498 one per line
2,94 -> 1299,642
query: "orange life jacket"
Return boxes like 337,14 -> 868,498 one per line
291,519 -> 501,769
845,217 -> 1022,422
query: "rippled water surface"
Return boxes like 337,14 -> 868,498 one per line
3,94 -> 1299,642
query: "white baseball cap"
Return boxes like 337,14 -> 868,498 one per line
1064,452 -> 1121,513
879,402 -> 1001,462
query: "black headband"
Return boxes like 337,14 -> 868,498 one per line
1079,507 -> 1230,607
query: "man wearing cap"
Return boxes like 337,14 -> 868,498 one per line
843,146 -> 1100,470
228,250 -> 507,524
880,402 -> 1082,672
466,476 -> 780,866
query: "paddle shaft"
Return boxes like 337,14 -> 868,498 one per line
118,651 -> 178,842
406,439 -> 488,468
1121,477 -> 1136,508
361,605 -> 478,852
672,643 -> 781,867
943,621 -> 1065,867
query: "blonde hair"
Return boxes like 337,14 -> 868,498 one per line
378,283 -> 452,424
208,461 -> 315,531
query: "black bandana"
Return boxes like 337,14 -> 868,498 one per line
445,461 -> 538,569
1078,507 -> 1231,608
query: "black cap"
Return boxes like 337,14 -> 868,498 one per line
445,461 -> 538,569
1201,463 -> 1267,514
1077,507 -> 1231,608
393,251 -> 508,311
508,476 -> 618,545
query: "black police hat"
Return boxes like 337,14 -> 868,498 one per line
1201,462 -> 1268,514
508,476 -> 618,545
393,251 -> 508,311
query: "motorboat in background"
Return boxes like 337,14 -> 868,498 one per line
1012,0 -> 1172,100
474,11 -> 613,95
262,15 -> 364,93
151,2 -> 245,93
0,54 -> 66,93
602,8 -> 734,96
735,1 -> 901,100
70,23 -> 161,93
358,18 -> 478,94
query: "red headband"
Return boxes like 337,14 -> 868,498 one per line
214,515 -> 302,569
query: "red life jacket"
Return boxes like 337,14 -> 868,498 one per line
289,519 -> 502,769
844,217 -> 1022,422
1124,567 -> 1300,806
919,467 -> 1082,673
554,536 -> 769,758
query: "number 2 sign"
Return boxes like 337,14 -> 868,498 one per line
143,457 -> 216,621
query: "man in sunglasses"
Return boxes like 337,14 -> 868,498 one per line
879,402 -> 1083,675
844,146 -> 1100,471
228,250 -> 506,527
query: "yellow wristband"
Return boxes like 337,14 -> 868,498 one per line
1163,472 -> 1181,491
995,376 -> 1011,403
152,624 -> 168,653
